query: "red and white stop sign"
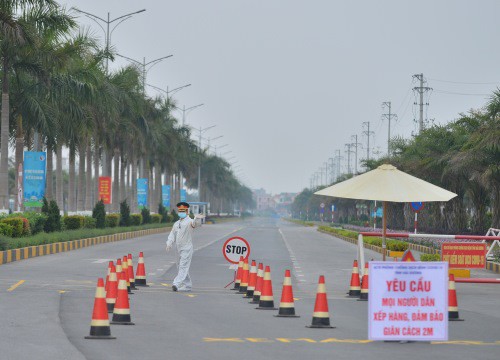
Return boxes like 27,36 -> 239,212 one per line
222,236 -> 250,264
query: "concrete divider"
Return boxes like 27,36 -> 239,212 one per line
0,226 -> 170,266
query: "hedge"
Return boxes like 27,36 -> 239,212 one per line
151,214 -> 162,224
63,215 -> 85,230
420,253 -> 441,261
105,214 -> 120,228
2,223 -> 170,250
130,214 -> 142,226
318,226 -> 409,251
83,216 -> 96,229
1,218 -> 25,238
0,223 -> 14,237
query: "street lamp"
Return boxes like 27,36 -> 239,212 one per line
214,144 -> 228,156
74,8 -> 146,74
205,135 -> 223,150
116,53 -> 173,92
197,125 -> 216,201
177,103 -> 204,126
147,83 -> 191,99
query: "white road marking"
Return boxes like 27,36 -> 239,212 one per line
90,259 -> 113,264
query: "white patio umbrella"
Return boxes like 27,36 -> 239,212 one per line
314,164 -> 457,260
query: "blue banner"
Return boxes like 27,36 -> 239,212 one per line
180,189 -> 187,202
23,151 -> 46,207
137,178 -> 148,209
162,185 -> 171,208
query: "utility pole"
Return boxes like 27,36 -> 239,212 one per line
345,144 -> 354,175
412,73 -> 432,134
382,102 -> 397,157
335,149 -> 342,181
351,135 -> 362,175
328,157 -> 335,183
362,121 -> 374,162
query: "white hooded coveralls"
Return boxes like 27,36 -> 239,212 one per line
166,216 -> 201,291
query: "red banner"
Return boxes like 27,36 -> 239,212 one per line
98,176 -> 112,205
441,243 -> 486,269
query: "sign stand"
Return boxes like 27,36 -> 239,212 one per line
222,236 -> 251,288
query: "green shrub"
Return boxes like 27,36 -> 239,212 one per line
5,223 -> 168,250
63,215 -> 85,230
92,200 -> 106,229
106,214 -> 120,228
420,253 -> 441,261
120,200 -> 131,226
42,198 -> 61,232
20,217 -> 30,236
0,223 -> 14,237
83,216 -> 96,229
1,218 -> 24,237
130,214 -> 143,226
170,210 -> 179,222
141,207 -> 151,224
0,235 -> 9,250
22,212 -> 47,235
151,214 -> 162,224
162,213 -> 171,223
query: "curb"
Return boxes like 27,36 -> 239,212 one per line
0,227 -> 170,266
317,228 -> 500,274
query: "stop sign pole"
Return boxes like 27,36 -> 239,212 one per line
222,236 -> 251,288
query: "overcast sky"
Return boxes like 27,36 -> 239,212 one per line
61,0 -> 500,194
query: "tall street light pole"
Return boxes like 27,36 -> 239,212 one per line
147,83 -> 191,101
74,8 -> 146,75
180,104 -> 204,126
197,125 -> 216,201
116,53 -> 173,93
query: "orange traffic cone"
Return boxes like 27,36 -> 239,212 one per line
448,274 -> 464,321
111,272 -> 135,325
127,254 -> 138,290
116,258 -> 122,275
106,264 -> 118,313
347,260 -> 361,297
306,275 -> 334,328
231,256 -> 244,291
249,263 -> 264,304
358,263 -> 369,301
238,259 -> 249,294
105,261 -> 113,292
256,266 -> 277,310
135,252 -> 149,287
85,278 -> 116,339
275,269 -> 299,317
122,256 -> 133,294
244,260 -> 257,298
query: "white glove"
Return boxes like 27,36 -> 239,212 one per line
195,213 -> 206,219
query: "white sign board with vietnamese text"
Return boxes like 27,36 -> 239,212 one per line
368,261 -> 448,341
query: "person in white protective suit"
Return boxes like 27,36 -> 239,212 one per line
166,202 -> 205,292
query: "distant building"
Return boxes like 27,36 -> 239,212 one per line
253,188 -> 275,211
252,189 -> 297,214
273,192 -> 297,216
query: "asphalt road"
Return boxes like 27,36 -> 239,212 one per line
1,218 -> 499,360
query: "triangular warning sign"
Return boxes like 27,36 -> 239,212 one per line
401,249 -> 416,262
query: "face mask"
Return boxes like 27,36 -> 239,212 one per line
178,212 -> 187,219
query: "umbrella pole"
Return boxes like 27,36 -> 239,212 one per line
382,201 -> 387,261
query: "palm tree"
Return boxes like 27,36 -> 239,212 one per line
0,0 -> 75,208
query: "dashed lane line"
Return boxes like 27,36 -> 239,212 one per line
7,280 -> 25,292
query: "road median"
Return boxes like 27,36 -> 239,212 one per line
0,225 -> 170,266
